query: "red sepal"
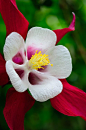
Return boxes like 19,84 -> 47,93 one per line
0,0 -> 29,39
0,53 -> 9,86
3,88 -> 35,130
50,79 -> 86,120
53,12 -> 75,44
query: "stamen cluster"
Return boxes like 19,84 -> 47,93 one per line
29,50 -> 53,70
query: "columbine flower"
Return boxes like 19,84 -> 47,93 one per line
4,27 -> 72,102
0,0 -> 86,130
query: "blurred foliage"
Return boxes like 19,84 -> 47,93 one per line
0,0 -> 86,130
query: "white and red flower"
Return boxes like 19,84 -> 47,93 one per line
0,0 -> 86,130
4,27 -> 72,102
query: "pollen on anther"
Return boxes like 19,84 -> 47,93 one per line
28,50 -> 53,70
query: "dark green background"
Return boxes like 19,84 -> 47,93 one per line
0,0 -> 86,130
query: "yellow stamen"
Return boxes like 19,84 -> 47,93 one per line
29,50 -> 53,70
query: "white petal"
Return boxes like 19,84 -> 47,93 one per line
6,60 -> 28,92
26,27 -> 56,51
4,32 -> 25,61
46,45 -> 72,79
28,70 -> 63,102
